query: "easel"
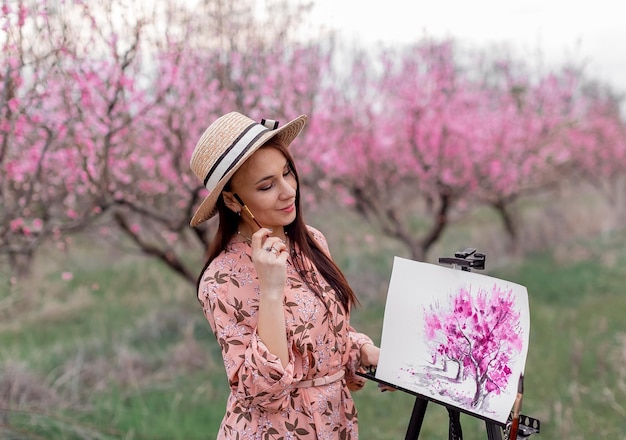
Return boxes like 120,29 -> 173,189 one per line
359,249 -> 541,440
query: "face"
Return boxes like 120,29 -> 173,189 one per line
224,145 -> 297,234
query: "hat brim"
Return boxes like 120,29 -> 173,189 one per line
190,114 -> 307,227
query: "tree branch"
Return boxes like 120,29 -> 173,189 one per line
113,211 -> 195,284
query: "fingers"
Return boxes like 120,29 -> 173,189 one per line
262,239 -> 286,257
250,228 -> 273,249
263,242 -> 288,264
378,383 -> 397,393
250,228 -> 288,261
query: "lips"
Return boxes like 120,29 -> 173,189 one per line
279,203 -> 295,213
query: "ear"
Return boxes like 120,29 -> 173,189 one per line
222,190 -> 240,214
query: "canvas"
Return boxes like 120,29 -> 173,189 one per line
376,257 -> 530,424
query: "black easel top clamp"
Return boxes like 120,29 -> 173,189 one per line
439,247 -> 486,271
357,248 -> 540,440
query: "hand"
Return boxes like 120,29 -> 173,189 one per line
360,344 -> 396,392
360,343 -> 380,368
250,228 -> 289,300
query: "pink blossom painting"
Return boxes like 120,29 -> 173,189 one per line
375,257 -> 530,424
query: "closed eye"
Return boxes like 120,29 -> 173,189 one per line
257,162 -> 292,191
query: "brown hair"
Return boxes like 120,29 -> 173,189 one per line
196,143 -> 358,311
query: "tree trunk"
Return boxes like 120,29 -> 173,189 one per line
8,249 -> 34,279
492,200 -> 519,254
413,190 -> 451,261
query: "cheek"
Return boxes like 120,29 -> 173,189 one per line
287,174 -> 298,191
248,192 -> 274,212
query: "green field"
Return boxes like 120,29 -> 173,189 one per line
2,211 -> 626,439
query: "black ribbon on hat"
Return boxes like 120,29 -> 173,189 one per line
261,119 -> 279,129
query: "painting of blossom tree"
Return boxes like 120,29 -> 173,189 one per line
375,257 -> 530,424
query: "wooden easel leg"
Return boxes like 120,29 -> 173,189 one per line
447,409 -> 463,440
485,421 -> 503,440
405,397 -> 428,440
403,395 -> 508,440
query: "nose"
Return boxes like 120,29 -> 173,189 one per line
278,176 -> 297,199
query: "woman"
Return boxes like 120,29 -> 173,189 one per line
190,112 -> 381,439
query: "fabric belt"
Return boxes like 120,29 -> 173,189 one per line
294,370 -> 345,388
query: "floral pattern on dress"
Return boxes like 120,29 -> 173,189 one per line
198,226 -> 373,439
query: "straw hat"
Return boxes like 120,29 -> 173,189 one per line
189,112 -> 307,226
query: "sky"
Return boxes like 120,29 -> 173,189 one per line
307,0 -> 626,94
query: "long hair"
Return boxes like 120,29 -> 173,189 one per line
196,143 -> 358,311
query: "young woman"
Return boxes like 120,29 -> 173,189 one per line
190,112 -> 382,439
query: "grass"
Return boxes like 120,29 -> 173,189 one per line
1,211 -> 626,439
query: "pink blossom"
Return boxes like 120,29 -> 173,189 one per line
32,218 -> 43,230
10,218 -> 23,232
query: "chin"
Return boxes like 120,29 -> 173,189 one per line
282,211 -> 297,225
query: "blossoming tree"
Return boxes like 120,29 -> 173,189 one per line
0,0 -> 325,279
2,0 -> 624,281
423,284 -> 523,408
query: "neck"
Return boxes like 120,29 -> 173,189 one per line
237,223 -> 287,242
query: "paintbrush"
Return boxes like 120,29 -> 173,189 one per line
234,193 -> 264,230
509,374 -> 524,440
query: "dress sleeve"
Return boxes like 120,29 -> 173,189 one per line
198,263 -> 301,413
345,327 -> 374,391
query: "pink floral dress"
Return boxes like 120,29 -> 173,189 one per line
198,226 -> 373,439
